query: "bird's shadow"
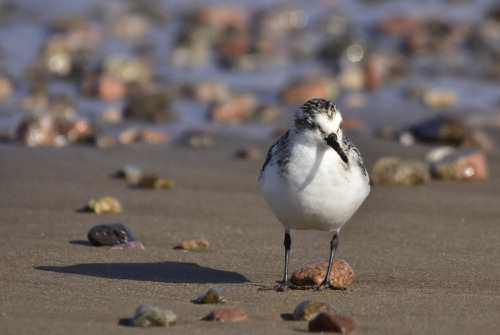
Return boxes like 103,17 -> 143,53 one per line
36,261 -> 249,284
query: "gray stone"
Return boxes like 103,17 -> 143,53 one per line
293,300 -> 338,321
87,223 -> 136,246
131,304 -> 177,328
370,157 -> 429,186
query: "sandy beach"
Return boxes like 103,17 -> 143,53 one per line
1,132 -> 499,334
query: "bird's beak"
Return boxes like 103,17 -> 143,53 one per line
325,133 -> 348,164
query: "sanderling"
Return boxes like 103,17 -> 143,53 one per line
258,98 -> 370,291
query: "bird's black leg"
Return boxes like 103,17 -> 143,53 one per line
277,231 -> 292,291
316,232 -> 346,291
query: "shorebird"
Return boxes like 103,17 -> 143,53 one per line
258,98 -> 370,291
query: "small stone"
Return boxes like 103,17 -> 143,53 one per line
217,30 -> 251,68
339,66 -> 365,90
0,76 -> 13,102
194,6 -> 248,31
460,129 -> 495,151
98,75 -> 126,101
110,241 -> 145,250
174,238 -> 210,250
139,128 -> 170,145
282,76 -> 338,105
194,288 -> 229,304
423,89 -> 458,108
95,134 -> 119,148
253,105 -> 283,123
377,15 -> 421,36
113,165 -> 143,184
123,85 -> 171,123
131,304 -> 177,328
112,14 -> 149,40
290,260 -> 354,288
209,94 -> 256,124
235,148 -> 261,160
183,81 -> 230,104
119,127 -> 170,145
136,176 -> 175,190
342,93 -> 366,109
87,196 -> 123,214
100,107 -> 123,124
182,130 -> 215,148
430,150 -> 488,181
407,116 -> 468,145
309,312 -> 355,333
370,157 -> 429,186
293,300 -> 338,321
119,127 -> 140,145
202,307 -> 248,322
87,223 -> 136,246
104,56 -> 152,84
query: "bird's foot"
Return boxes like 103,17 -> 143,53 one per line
314,280 -> 347,291
258,281 -> 303,292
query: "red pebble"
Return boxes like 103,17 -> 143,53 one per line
290,260 -> 354,287
309,312 -> 355,333
202,307 -> 248,322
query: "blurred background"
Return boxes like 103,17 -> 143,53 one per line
0,0 -> 499,148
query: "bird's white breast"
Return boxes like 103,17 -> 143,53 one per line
259,133 -> 369,232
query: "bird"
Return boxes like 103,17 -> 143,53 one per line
258,98 -> 370,291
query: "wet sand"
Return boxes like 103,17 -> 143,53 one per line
1,133 -> 499,334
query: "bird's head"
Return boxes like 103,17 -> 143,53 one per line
293,98 -> 348,164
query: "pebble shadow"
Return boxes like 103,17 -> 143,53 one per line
36,262 -> 249,284
69,240 -> 93,246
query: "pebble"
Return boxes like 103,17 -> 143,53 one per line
202,307 -> 248,322
282,76 -> 338,104
194,6 -> 248,31
174,238 -> 210,251
86,196 -> 123,214
423,89 -> 458,108
183,81 -> 230,104
308,312 -> 355,334
430,150 -> 488,181
182,130 -> 215,148
338,66 -> 365,90
293,300 -> 338,322
377,15 -> 421,36
0,76 -> 13,102
113,165 -> 143,184
194,288 -> 229,304
87,223 -> 136,246
253,105 -> 283,123
119,127 -> 170,145
209,94 -> 256,124
109,241 -> 145,250
290,260 -> 355,288
406,116 -> 467,145
136,176 -> 175,190
460,129 -> 495,151
123,85 -> 171,123
370,157 -> 429,186
95,134 -> 119,148
234,148 -> 261,160
98,74 -> 126,101
104,56 -> 152,84
131,303 -> 177,328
